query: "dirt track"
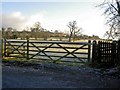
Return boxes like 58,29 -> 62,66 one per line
2,63 -> 120,88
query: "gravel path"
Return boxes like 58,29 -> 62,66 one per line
2,63 -> 120,88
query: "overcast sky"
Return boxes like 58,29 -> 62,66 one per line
1,0 -> 109,38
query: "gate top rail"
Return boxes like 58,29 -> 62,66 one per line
29,41 -> 91,45
5,39 -> 27,43
5,39 -> 92,45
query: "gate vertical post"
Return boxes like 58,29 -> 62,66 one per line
118,39 -> 120,65
4,39 -> 6,57
98,41 -> 101,64
0,39 -> 2,60
2,38 -> 4,58
92,40 -> 97,66
112,41 -> 116,66
26,37 -> 29,60
88,40 -> 91,64
1,38 -> 3,58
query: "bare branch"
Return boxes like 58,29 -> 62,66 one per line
99,0 -> 120,39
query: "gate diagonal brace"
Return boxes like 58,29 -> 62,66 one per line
6,41 -> 26,57
30,42 -> 54,60
53,44 -> 87,63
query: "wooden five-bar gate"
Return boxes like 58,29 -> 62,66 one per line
3,39 -> 92,64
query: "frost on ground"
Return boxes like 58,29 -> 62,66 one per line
2,61 -> 120,88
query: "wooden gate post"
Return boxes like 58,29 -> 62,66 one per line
4,39 -> 6,57
0,39 -> 2,59
26,37 -> 29,60
112,41 -> 117,66
92,40 -> 97,66
1,38 -> 3,58
97,41 -> 101,64
1,38 -> 4,58
118,39 -> 120,65
88,40 -> 91,64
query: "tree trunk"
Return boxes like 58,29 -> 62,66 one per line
69,32 -> 72,42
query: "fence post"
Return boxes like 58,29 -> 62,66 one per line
88,40 -> 91,64
118,39 -> 120,65
92,40 -> 97,66
26,37 -> 29,60
112,41 -> 116,66
97,41 -> 101,64
1,38 -> 3,58
0,39 -> 2,60
4,39 -> 6,57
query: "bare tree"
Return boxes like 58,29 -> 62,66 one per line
67,20 -> 82,42
2,28 -> 5,39
6,27 -> 13,39
34,22 -> 41,31
73,28 -> 83,41
99,0 -> 120,39
20,29 -> 27,39
30,22 -> 42,39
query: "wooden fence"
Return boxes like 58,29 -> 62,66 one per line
3,39 -> 92,64
92,40 -> 120,67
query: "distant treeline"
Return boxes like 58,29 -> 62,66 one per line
1,27 -> 100,41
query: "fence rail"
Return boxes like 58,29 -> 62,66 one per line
3,39 -> 92,64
